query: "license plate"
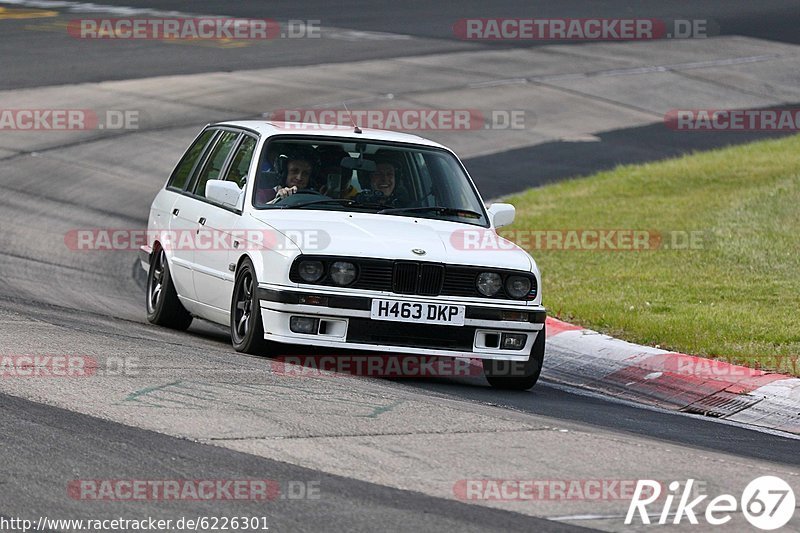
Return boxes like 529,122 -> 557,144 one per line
370,299 -> 465,326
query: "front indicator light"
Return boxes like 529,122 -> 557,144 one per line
299,295 -> 329,306
502,311 -> 529,322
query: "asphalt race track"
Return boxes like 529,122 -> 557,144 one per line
0,1 -> 799,532
4,0 -> 800,89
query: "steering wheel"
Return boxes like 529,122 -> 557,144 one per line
271,188 -> 326,205
355,189 -> 386,203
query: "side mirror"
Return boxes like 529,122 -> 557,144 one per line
487,203 -> 515,228
206,180 -> 242,208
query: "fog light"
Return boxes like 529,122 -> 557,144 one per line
290,316 -> 319,334
501,333 -> 526,350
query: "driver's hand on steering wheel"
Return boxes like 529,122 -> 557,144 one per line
276,186 -> 298,199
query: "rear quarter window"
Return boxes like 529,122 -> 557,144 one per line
167,129 -> 217,190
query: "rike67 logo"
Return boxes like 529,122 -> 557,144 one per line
626,476 -> 795,530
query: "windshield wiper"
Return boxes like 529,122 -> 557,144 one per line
280,198 -> 354,209
378,206 -> 483,219
281,198 -> 385,210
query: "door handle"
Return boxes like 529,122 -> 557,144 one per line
172,208 -> 179,216
198,217 -> 206,225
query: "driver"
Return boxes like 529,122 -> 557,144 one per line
273,146 -> 319,200
256,146 -> 320,204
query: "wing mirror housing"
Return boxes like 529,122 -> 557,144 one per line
487,203 -> 515,228
206,180 -> 242,208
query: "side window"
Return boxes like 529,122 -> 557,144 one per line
191,131 -> 240,198
167,129 -> 216,190
223,135 -> 257,189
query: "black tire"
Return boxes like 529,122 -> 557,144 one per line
231,258 -> 272,355
483,326 -> 545,390
146,247 -> 193,330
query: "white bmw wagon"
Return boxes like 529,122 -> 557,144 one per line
141,121 -> 546,389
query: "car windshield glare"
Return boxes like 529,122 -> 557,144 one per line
252,139 -> 488,226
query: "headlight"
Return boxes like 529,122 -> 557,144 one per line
505,275 -> 532,299
298,260 -> 324,282
476,272 -> 502,296
330,261 -> 357,286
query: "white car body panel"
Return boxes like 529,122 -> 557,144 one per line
249,210 -> 534,273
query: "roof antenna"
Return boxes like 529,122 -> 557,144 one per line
343,103 -> 362,134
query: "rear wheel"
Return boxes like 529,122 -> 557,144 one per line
483,326 -> 545,390
231,258 -> 272,355
146,247 -> 193,330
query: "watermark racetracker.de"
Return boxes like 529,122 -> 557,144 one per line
68,479 -> 320,501
0,355 -> 139,377
450,228 -> 707,251
666,109 -> 800,131
264,108 -> 528,131
453,18 -> 716,41
0,109 -> 139,130
64,228 -> 330,252
271,355 -> 483,379
454,479 -> 659,501
638,353 -> 799,377
66,17 -> 321,40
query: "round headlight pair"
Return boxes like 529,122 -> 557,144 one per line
476,272 -> 532,299
298,260 -> 356,286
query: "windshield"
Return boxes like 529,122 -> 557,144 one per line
252,138 -> 488,226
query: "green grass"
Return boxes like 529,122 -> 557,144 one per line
508,135 -> 800,375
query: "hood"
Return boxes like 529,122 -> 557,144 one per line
248,210 -> 533,272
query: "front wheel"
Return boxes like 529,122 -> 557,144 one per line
146,247 -> 193,330
231,258 -> 272,355
483,326 -> 545,390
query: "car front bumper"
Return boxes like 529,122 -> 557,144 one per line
258,285 -> 545,361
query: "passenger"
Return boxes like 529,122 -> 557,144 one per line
358,155 -> 409,207
369,161 -> 397,197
